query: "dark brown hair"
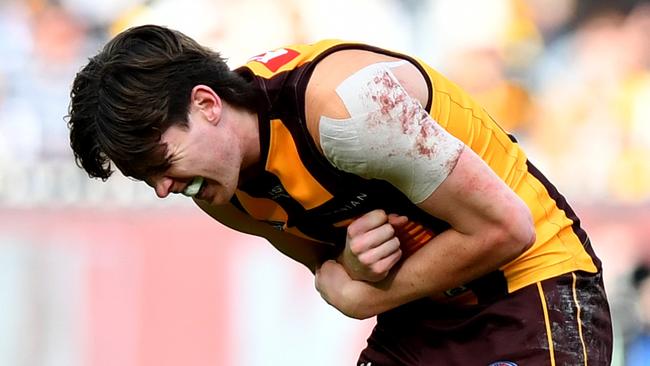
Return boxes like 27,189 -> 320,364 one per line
67,25 -> 259,180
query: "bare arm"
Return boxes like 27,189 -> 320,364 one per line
194,199 -> 337,274
308,51 -> 535,318
316,147 -> 536,318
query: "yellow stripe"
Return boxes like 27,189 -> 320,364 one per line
266,119 -> 333,209
537,282 -> 556,366
572,273 -> 588,365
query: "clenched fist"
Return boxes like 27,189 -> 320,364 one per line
339,209 -> 408,282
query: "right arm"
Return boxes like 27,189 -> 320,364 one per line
194,199 -> 337,274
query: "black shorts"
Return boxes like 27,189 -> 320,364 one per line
357,271 -> 612,366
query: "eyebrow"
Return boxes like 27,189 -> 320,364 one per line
142,158 -> 172,181
151,142 -> 174,170
128,148 -> 172,182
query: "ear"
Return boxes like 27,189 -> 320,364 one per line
190,85 -> 222,125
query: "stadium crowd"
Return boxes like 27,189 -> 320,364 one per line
1,0 -> 649,364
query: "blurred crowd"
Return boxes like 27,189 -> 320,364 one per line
1,0 -> 649,206
1,0 -> 650,364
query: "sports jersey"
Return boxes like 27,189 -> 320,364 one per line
232,40 -> 602,304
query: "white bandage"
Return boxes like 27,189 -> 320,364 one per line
319,61 -> 464,203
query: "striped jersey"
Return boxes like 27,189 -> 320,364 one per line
231,40 -> 601,303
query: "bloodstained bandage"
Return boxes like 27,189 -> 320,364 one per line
319,61 -> 464,203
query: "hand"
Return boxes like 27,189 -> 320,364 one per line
315,260 -> 359,318
339,209 -> 408,282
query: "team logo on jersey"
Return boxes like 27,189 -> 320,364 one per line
249,48 -> 299,72
488,362 -> 518,366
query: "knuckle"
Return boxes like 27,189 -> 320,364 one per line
349,246 -> 362,257
375,209 -> 388,220
357,253 -> 373,266
370,262 -> 386,274
384,224 -> 395,237
349,240 -> 365,255
391,250 -> 402,264
382,238 -> 397,252
347,224 -> 359,238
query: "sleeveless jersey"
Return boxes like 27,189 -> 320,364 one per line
232,40 -> 601,304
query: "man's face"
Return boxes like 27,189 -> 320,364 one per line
147,107 -> 243,206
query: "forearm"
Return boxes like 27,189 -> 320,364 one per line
194,200 -> 337,274
316,148 -> 536,318
272,236 -> 338,274
333,227 -> 522,319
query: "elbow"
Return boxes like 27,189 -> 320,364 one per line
344,310 -> 377,320
343,305 -> 376,320
517,205 -> 537,253
510,207 -> 536,253
351,302 -> 380,319
494,204 -> 536,259
336,288 -> 380,320
511,222 -> 536,256
353,312 -> 376,320
337,296 -> 378,320
316,285 -> 376,320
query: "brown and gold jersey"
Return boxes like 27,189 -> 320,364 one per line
233,40 -> 601,303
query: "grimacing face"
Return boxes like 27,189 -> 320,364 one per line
146,89 -> 245,206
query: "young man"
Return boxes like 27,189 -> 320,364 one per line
67,25 -> 612,365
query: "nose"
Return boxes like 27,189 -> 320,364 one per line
153,177 -> 174,198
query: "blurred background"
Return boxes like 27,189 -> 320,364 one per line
1,0 -> 649,365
